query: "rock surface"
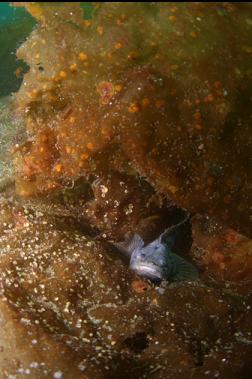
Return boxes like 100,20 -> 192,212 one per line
11,2 -> 252,236
0,194 -> 251,378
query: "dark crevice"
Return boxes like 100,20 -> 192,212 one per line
122,332 -> 149,354
188,338 -> 210,367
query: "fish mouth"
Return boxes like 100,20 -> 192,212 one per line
130,263 -> 164,281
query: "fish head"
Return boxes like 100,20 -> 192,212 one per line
130,242 -> 169,282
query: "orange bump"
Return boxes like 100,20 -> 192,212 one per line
190,31 -> 198,38
115,84 -> 122,92
81,153 -> 89,160
155,100 -> 165,109
53,75 -> 61,83
79,52 -> 88,61
27,90 -> 38,99
97,26 -> 104,35
168,15 -> 177,22
59,70 -> 67,79
84,20 -> 92,27
15,67 -> 23,78
225,230 -> 238,245
214,81 -> 222,89
207,94 -> 214,102
97,81 -> 115,105
54,163 -> 62,173
86,142 -> 94,150
128,102 -> 140,113
132,280 -> 150,293
142,98 -> 150,108
69,63 -> 77,72
168,184 -> 178,194
114,42 -> 123,49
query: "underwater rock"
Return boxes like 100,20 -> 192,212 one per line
0,195 -> 251,378
0,4 -> 251,377
191,215 -> 252,294
83,172 -> 179,241
0,96 -> 25,190
10,2 -> 251,237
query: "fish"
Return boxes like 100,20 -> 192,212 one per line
114,213 -> 199,282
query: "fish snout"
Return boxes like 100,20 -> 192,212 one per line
130,257 -> 165,282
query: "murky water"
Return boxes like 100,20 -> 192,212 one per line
0,3 -> 251,379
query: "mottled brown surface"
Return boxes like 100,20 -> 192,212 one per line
0,3 -> 251,378
0,195 -> 251,378
11,2 -> 251,237
191,215 -> 252,294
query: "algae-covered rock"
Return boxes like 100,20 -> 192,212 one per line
0,195 -> 251,378
0,96 -> 25,190
10,2 -> 251,237
191,214 -> 252,294
1,4 -> 251,377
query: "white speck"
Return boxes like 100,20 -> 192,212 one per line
20,318 -> 31,325
63,301 -> 70,313
54,371 -> 63,379
100,185 -> 108,197
30,362 -> 39,368
124,203 -> 134,215
78,361 -> 86,372
76,319 -> 82,328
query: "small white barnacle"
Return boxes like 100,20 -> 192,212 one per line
54,371 -> 63,379
100,185 -> 109,198
124,203 -> 134,215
